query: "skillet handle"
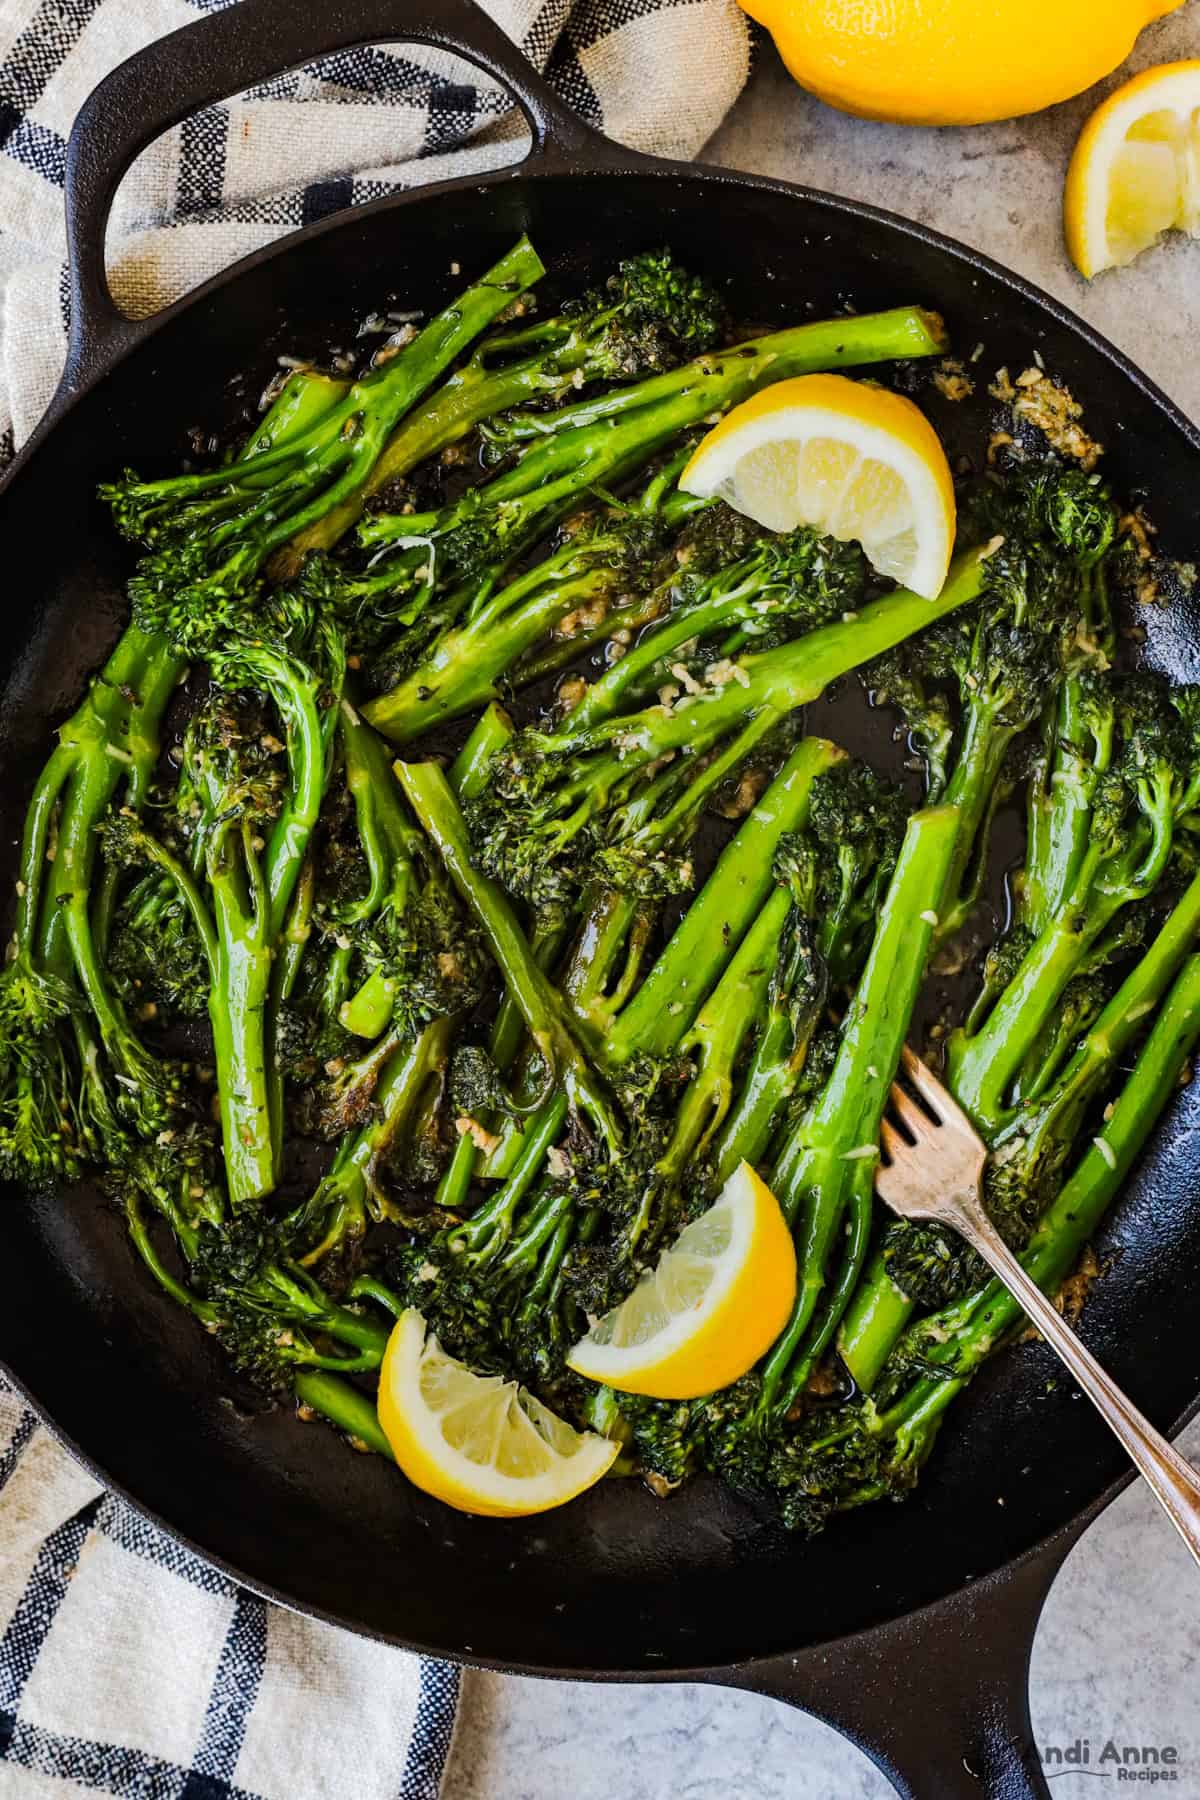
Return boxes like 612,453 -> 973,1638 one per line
62,0 -> 624,381
722,1524 -> 1082,1799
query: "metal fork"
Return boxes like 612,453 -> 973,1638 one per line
876,1044 -> 1200,1567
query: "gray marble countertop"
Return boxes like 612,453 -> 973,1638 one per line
444,11 -> 1200,1795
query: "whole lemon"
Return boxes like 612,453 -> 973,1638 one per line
740,0 -> 1184,126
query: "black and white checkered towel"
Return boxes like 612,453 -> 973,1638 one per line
0,0 -> 751,1792
0,0 -> 750,458
0,1380 -> 461,1798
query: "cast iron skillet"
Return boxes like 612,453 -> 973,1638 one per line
4,3 -> 1200,1794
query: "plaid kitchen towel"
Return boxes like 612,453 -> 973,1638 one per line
0,0 -> 751,1794
0,0 -> 751,457
0,1378 -> 461,1798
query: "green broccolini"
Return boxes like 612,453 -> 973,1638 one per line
6,235 -> 1192,1538
364,461 -> 705,741
839,671 -> 1200,1395
104,239 -> 547,617
779,953 -> 1200,1532
464,548 -> 990,911
344,304 -> 946,695
277,249 -> 728,573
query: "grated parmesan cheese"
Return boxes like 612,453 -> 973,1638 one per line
1092,1136 -> 1117,1172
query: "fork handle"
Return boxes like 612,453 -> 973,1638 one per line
968,1216 -> 1200,1567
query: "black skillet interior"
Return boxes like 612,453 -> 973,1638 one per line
4,19 -> 1200,1684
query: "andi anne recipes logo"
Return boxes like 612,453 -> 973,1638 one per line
1040,1737 -> 1187,1784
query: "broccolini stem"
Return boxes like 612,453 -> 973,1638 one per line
247,647 -> 329,938
278,857 -> 316,996
339,971 -> 394,1041
513,585 -> 674,690
836,1240 -> 914,1392
125,1194 -> 221,1325
242,368 -> 352,482
473,917 -> 570,1182
268,856 -> 316,1166
1021,693 -> 1096,939
946,837 -> 1138,1138
366,554 -> 621,742
324,943 -> 355,1025
781,1156 -> 876,1407
337,698 -> 417,920
348,1274 -> 406,1318
396,759 -> 624,1156
608,737 -> 843,1063
449,1094 -> 569,1263
524,1209 -> 573,1308
711,964 -> 827,1191
35,629 -> 183,973
435,1127 -> 478,1215
109,633 -> 186,799
562,890 -> 651,1050
661,887 -> 790,1180
635,705 -> 785,854
36,639 -> 187,1144
1000,861 -> 1200,1174
15,744 -> 76,959
449,701 -> 514,801
287,1345 -> 385,1374
480,307 -> 947,446
761,806 -> 959,1408
333,698 -> 451,1037
58,771 -> 148,1038
548,548 -> 990,767
242,1266 -> 392,1360
208,820 -> 275,1204
494,1182 -> 573,1282
1021,701 -> 1060,939
563,559 -> 783,733
637,445 -> 702,517
1021,568 -> 1114,936
935,694 -> 1020,942
299,1017 -> 457,1265
311,1301 -> 393,1359
714,1020 -> 807,1191
294,1369 -> 395,1459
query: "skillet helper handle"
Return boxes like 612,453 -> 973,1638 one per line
62,0 -> 612,377
727,1526 -> 1080,1800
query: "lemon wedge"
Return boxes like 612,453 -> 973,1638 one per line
377,1310 -> 618,1516
679,372 -> 955,600
1065,60 -> 1200,278
565,1161 -> 797,1401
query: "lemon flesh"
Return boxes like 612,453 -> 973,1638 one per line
1065,61 -> 1200,278
566,1161 -> 797,1400
378,1310 -> 618,1516
680,373 -> 954,601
